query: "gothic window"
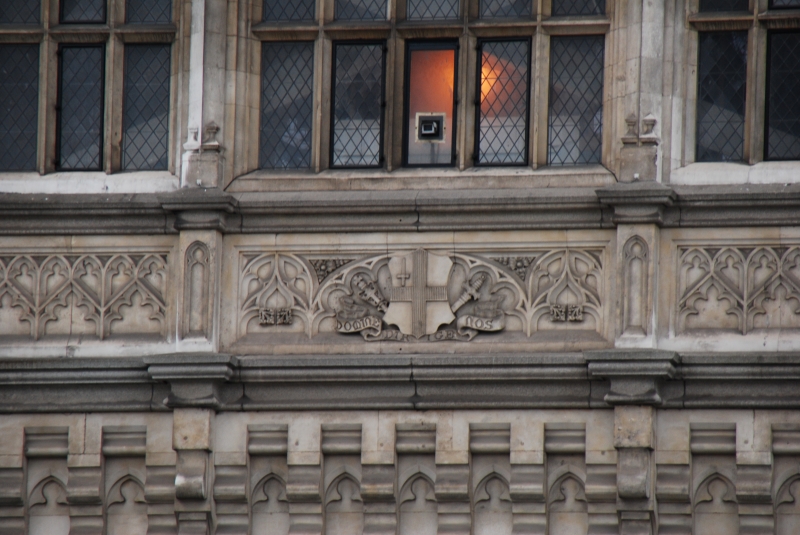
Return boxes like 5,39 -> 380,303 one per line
251,0 -> 609,175
689,2 -> 800,163
0,0 -> 177,175
0,45 -> 39,171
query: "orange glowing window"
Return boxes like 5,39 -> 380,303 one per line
403,41 -> 458,166
476,39 -> 530,165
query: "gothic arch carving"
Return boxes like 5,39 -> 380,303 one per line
28,476 -> 70,535
474,474 -> 512,535
398,474 -> 437,535
252,474 -> 290,535
324,474 -> 364,535
693,474 -> 738,535
106,475 -> 147,535
183,242 -> 211,338
547,473 -> 588,535
622,236 -> 649,335
776,474 -> 800,535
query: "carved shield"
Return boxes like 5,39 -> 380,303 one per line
383,249 -> 455,338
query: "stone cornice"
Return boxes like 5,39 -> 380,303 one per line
0,351 -> 799,412
3,184 -> 800,234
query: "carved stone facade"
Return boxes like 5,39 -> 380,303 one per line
2,0 -> 800,533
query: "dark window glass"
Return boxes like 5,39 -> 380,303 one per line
770,0 -> 800,9
476,40 -> 530,165
0,45 -> 39,171
480,0 -> 531,18
61,0 -> 106,23
767,32 -> 800,160
696,31 -> 746,162
404,42 -> 457,166
331,43 -> 384,168
260,42 -> 314,170
126,0 -> 171,24
0,0 -> 40,24
699,0 -> 749,12
552,0 -> 604,16
57,46 -> 104,170
407,0 -> 459,20
122,45 -> 170,170
335,0 -> 387,20
263,0 -> 314,21
548,35 -> 604,166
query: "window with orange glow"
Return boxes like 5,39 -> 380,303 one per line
403,42 -> 458,166
476,39 -> 530,165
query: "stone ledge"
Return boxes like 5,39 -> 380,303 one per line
0,351 -> 797,411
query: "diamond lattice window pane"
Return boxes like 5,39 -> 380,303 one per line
0,45 -> 39,171
552,0 -> 604,16
696,31 -> 746,162
548,35 -> 604,166
260,42 -> 314,170
477,40 -> 530,165
336,0 -> 387,20
126,0 -> 171,24
58,46 -> 104,170
767,31 -> 800,160
770,0 -> 800,8
480,0 -> 531,18
699,0 -> 749,11
332,43 -> 384,167
264,0 -> 315,21
61,0 -> 106,23
407,0 -> 459,20
0,0 -> 41,24
122,45 -> 170,170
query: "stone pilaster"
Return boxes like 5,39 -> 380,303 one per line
173,409 -> 214,535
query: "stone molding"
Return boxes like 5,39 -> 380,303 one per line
0,351 -> 798,411
5,184 -> 800,234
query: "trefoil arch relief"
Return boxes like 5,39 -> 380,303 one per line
239,247 -> 604,341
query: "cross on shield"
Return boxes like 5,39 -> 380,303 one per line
383,249 -> 455,338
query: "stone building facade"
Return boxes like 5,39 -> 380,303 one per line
1,0 -> 800,534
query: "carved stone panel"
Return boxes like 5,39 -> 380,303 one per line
236,247 -> 606,343
0,253 -> 169,340
678,246 -> 800,334
622,236 -> 649,336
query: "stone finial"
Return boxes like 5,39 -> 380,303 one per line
640,113 -> 658,145
622,114 -> 639,145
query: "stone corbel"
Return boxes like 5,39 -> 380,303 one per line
595,182 -> 677,226
159,188 -> 239,232
585,349 -> 680,406
146,354 -> 238,410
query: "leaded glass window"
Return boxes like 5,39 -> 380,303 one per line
766,31 -> 800,160
476,39 -> 530,166
122,45 -> 170,170
126,0 -> 172,24
263,0 -> 315,21
0,45 -> 39,171
407,0 -> 459,21
696,31 -> 746,162
260,42 -> 314,170
0,0 -> 40,24
335,0 -> 387,21
57,45 -> 104,170
699,0 -> 749,12
61,0 -> 106,23
548,35 -> 604,166
480,0 -> 531,18
552,0 -> 605,17
770,0 -> 800,8
331,43 -> 384,168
